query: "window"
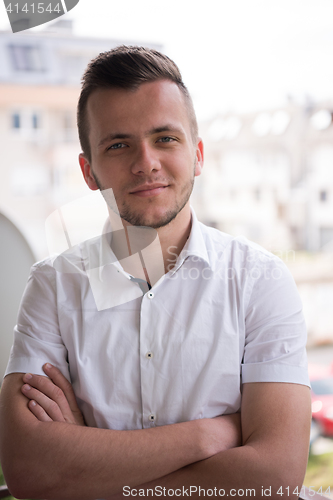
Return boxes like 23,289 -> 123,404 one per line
319,190 -> 328,202
12,113 -> 20,129
32,113 -> 39,129
8,45 -> 44,72
10,110 -> 42,133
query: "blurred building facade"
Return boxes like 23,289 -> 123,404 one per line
195,102 -> 333,254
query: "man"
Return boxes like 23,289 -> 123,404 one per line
0,46 -> 311,500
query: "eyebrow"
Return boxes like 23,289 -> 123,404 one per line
97,125 -> 185,148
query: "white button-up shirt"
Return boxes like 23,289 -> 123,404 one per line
5,210 -> 309,430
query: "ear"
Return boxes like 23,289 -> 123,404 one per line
194,138 -> 204,177
79,153 -> 99,191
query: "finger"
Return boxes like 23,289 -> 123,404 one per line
22,372 -> 70,417
28,399 -> 53,422
22,370 -> 82,425
21,383 -> 65,422
22,370 -> 84,425
42,363 -> 81,414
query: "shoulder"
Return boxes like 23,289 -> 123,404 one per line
198,221 -> 283,270
26,240 -> 95,297
28,256 -> 57,286
30,235 -> 101,275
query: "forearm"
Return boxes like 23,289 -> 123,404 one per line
121,443 -> 306,500
0,374 -> 239,500
2,411 -> 207,500
120,383 -> 312,500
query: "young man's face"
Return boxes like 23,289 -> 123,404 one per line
79,79 -> 203,229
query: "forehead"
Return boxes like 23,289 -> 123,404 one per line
86,80 -> 192,142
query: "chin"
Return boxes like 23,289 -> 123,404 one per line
120,208 -> 180,229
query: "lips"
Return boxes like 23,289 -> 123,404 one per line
130,184 -> 169,197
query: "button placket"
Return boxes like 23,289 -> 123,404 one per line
140,288 -> 158,428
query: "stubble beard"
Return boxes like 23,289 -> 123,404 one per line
91,162 -> 196,229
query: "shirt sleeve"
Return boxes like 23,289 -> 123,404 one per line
241,254 -> 310,387
4,261 -> 70,382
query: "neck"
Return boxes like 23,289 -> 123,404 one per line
156,206 -> 192,273
107,205 -> 192,285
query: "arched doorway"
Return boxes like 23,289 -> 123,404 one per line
0,213 -> 35,381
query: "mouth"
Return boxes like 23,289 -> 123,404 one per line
129,184 -> 169,197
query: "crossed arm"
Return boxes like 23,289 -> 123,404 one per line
0,364 -> 311,500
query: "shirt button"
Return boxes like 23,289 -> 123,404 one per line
148,413 -> 156,422
147,291 -> 154,299
145,351 -> 153,359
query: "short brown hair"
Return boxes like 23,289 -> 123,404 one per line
77,45 -> 198,161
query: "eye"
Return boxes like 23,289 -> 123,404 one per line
157,136 -> 176,143
107,143 -> 127,150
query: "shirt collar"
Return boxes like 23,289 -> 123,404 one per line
98,219 -> 132,281
88,208 -> 211,280
169,208 -> 211,276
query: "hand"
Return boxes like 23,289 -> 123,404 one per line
21,363 -> 85,426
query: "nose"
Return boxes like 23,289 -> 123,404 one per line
131,142 -> 161,175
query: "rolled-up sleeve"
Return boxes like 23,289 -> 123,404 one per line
4,261 -> 70,381
241,255 -> 310,387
